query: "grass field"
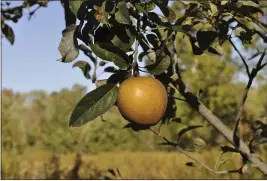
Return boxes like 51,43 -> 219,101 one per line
2,147 -> 266,179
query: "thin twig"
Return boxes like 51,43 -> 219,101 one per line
149,128 -> 236,175
28,5 -> 41,20
158,31 -> 174,57
228,38 -> 250,77
233,50 -> 266,147
175,145 -> 232,175
251,138 -> 267,149
170,75 -> 267,175
172,33 -> 182,79
149,128 -> 171,144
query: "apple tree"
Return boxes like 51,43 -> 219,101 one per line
2,0 -> 267,176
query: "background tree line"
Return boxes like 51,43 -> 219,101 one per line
2,58 -> 266,154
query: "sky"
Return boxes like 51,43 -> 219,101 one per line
2,1 -> 99,93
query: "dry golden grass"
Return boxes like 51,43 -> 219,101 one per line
2,147 -> 266,179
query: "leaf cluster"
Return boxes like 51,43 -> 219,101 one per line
54,0 -> 267,128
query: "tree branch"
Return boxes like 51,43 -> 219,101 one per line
228,38 -> 250,77
233,74 -> 253,148
229,41 -> 266,148
251,138 -> 267,149
156,26 -> 267,175
149,128 -> 238,175
170,74 -> 267,175
233,50 -> 266,146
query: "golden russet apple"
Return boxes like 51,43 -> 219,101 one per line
117,76 -> 168,125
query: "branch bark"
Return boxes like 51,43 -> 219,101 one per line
155,29 -> 267,176
232,50 -> 266,148
171,74 -> 267,175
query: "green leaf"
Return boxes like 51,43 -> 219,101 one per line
96,79 -> 108,87
197,28 -> 218,51
72,60 -> 91,79
91,43 -> 130,69
156,0 -> 168,6
209,2 -> 218,16
78,44 -> 97,64
69,0 -> 83,17
147,12 -> 164,25
107,70 -> 131,84
208,38 -> 222,55
2,23 -> 15,45
103,0 -> 116,14
110,23 -> 135,52
110,24 -> 135,52
99,61 -> 107,66
146,1 -> 156,11
104,66 -> 117,73
146,55 -> 171,75
235,27 -> 246,37
242,1 -> 264,15
115,1 -> 130,25
242,1 -> 260,7
253,23 -> 265,35
156,2 -> 175,21
94,26 -> 113,43
58,24 -> 79,63
135,4 -> 148,15
193,138 -> 206,150
138,51 -> 151,62
166,7 -> 176,22
182,17 -> 193,26
75,1 -> 88,20
171,25 -> 183,32
83,11 -> 100,35
135,1 -> 155,14
189,37 -> 203,55
177,125 -> 203,142
111,35 -> 134,52
234,16 -> 254,30
146,34 -> 160,48
221,1 -> 228,6
70,83 -> 118,127
86,0 -> 104,8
